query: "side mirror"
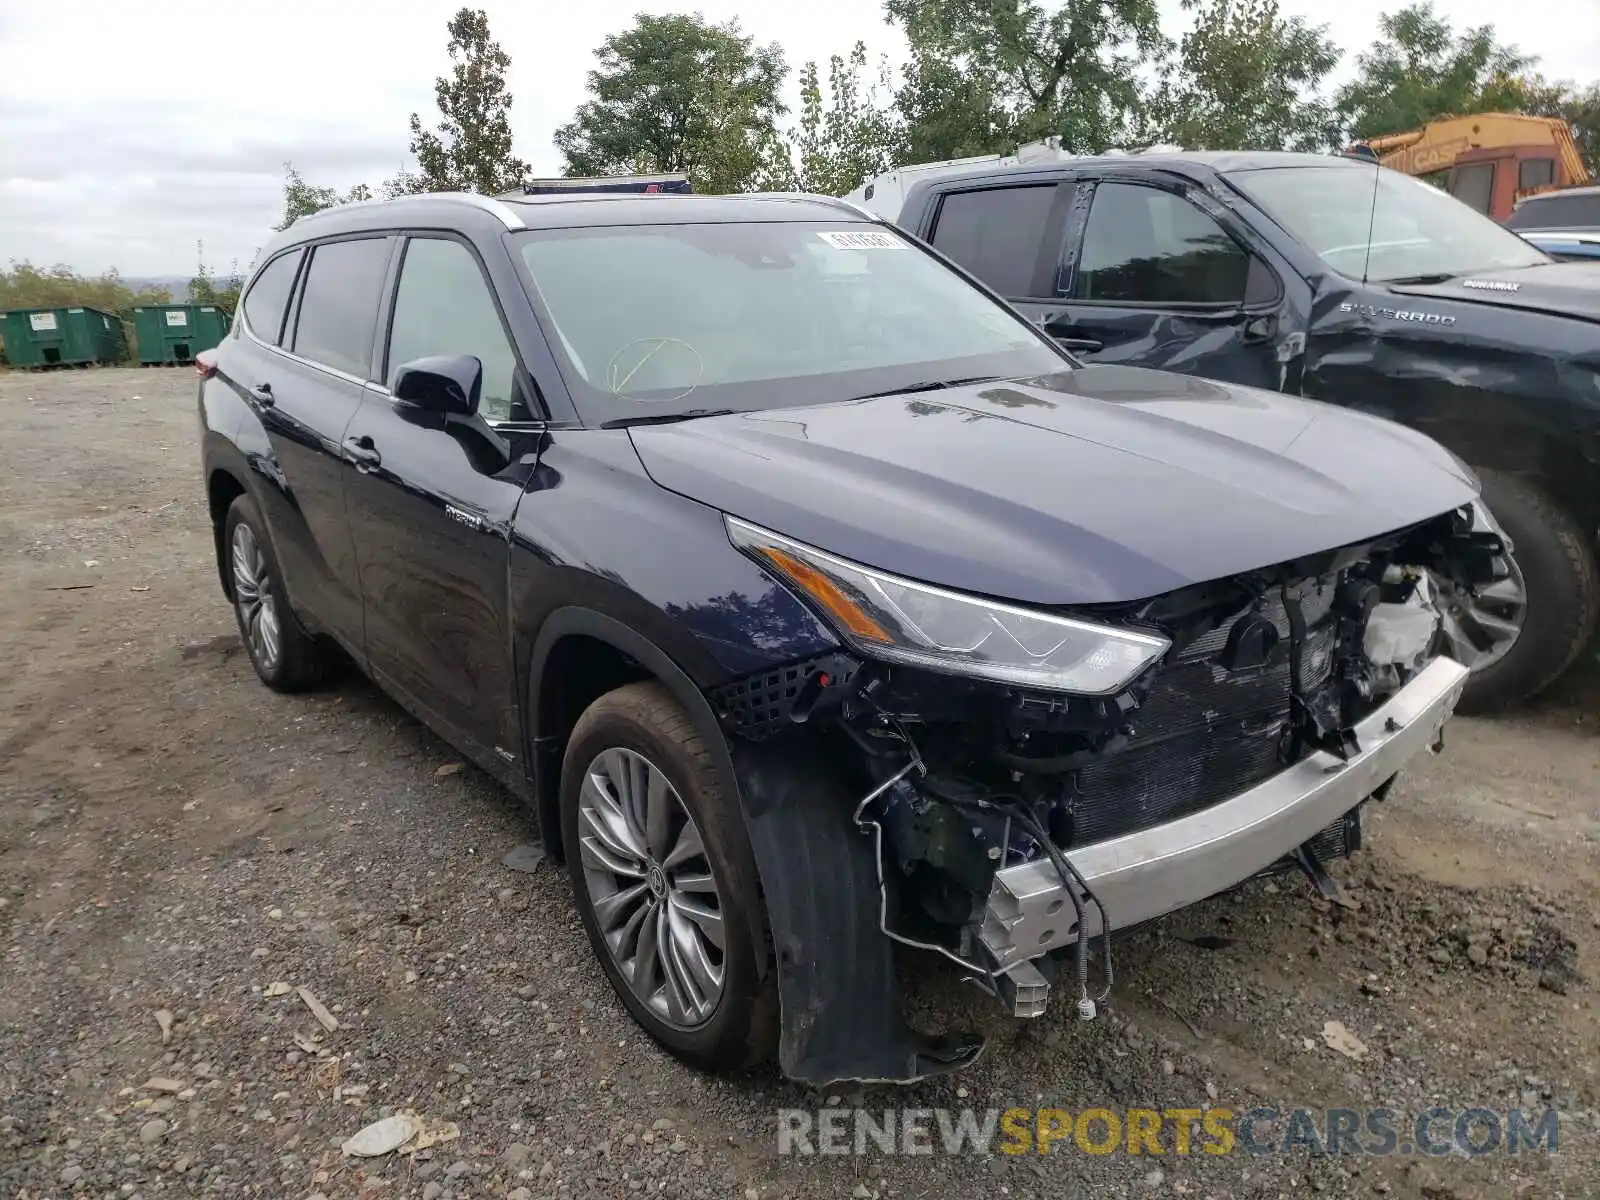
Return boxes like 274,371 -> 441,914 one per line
392,354 -> 482,416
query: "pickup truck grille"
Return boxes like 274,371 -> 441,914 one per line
1069,592 -> 1338,846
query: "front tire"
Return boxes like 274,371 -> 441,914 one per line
223,494 -> 325,693
559,682 -> 776,1072
1452,470 -> 1598,713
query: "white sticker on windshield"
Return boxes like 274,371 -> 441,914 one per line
816,229 -> 908,250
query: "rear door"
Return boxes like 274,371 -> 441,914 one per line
342,233 -> 538,764
230,237 -> 394,649
1044,178 -> 1286,390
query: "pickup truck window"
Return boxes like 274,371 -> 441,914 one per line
927,185 -> 1058,297
290,237 -> 392,379
1506,191 -> 1600,230
241,249 -> 303,346
386,237 -> 519,420
517,221 -> 1063,422
1229,165 -> 1547,282
1076,183 -> 1250,306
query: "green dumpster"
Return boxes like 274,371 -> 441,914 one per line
0,306 -> 126,368
130,304 -> 230,365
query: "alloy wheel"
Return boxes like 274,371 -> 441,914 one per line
231,523 -> 282,674
1435,502 -> 1528,673
576,747 -> 726,1029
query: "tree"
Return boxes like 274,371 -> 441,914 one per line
403,8 -> 527,194
884,0 -> 1168,153
1335,3 -> 1541,141
189,243 -> 242,312
893,51 -> 1015,162
1150,0 -> 1340,151
767,43 -> 900,195
555,13 -> 788,194
274,164 -> 370,231
1523,80 -> 1600,175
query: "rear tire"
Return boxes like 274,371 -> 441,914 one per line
223,494 -> 325,693
560,682 -> 777,1072
1457,470 -> 1598,713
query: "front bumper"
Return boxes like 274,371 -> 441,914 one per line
980,655 -> 1469,968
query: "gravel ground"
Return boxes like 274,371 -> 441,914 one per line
2,368 -> 1598,1200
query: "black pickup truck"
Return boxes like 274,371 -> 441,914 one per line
867,151 -> 1600,711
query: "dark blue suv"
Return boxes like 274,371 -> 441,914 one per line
198,190 -> 1491,1084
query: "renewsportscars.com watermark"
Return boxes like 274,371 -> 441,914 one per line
777,1106 -> 1560,1158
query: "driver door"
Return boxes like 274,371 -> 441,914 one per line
1040,179 -> 1285,391
342,234 -> 539,764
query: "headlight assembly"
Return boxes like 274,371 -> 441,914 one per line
726,516 -> 1169,695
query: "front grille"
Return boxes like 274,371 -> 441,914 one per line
1069,592 -> 1338,846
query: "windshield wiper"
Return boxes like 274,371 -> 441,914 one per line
846,375 -> 1003,402
1383,272 -> 1458,285
601,408 -> 738,429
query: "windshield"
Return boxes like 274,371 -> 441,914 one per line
1228,165 -> 1549,283
515,221 -> 1066,421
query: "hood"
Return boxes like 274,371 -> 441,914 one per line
1385,260 -> 1600,323
627,367 -> 1478,606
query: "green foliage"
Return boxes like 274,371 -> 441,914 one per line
554,13 -> 788,194
893,50 -> 1015,162
1557,84 -> 1600,176
767,43 -> 901,195
1522,81 -> 1600,176
1334,3 -> 1540,141
884,0 -> 1168,153
1151,0 -> 1340,151
275,164 -> 372,232
404,8 -> 527,194
0,262 -> 173,364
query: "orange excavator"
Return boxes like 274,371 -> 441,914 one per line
1346,113 -> 1589,221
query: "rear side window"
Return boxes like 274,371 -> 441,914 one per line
1507,192 -> 1600,230
290,237 -> 392,378
928,185 -> 1058,297
386,238 -> 520,421
241,249 -> 303,345
1075,183 -> 1249,305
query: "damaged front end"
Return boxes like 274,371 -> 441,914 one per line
711,505 -> 1506,1086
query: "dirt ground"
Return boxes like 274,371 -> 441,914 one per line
2,367 -> 1597,1200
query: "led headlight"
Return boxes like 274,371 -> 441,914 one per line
726,516 -> 1169,695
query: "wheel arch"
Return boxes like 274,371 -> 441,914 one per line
206,463 -> 249,600
525,606 -> 769,979
525,607 -> 732,858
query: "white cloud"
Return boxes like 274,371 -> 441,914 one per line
0,0 -> 1590,276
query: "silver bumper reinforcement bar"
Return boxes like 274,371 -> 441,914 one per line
980,656 -> 1470,972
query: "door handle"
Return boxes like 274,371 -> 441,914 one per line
344,435 -> 382,471
251,382 -> 276,407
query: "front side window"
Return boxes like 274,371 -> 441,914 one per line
928,185 -> 1059,297
1231,165 -> 1549,282
386,238 -> 520,421
1075,183 -> 1250,305
290,237 -> 392,378
241,249 -> 303,345
516,221 -> 1065,424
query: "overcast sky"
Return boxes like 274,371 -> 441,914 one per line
1,0 -> 1594,278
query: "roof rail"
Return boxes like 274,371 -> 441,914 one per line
742,191 -> 877,220
292,191 -> 526,232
